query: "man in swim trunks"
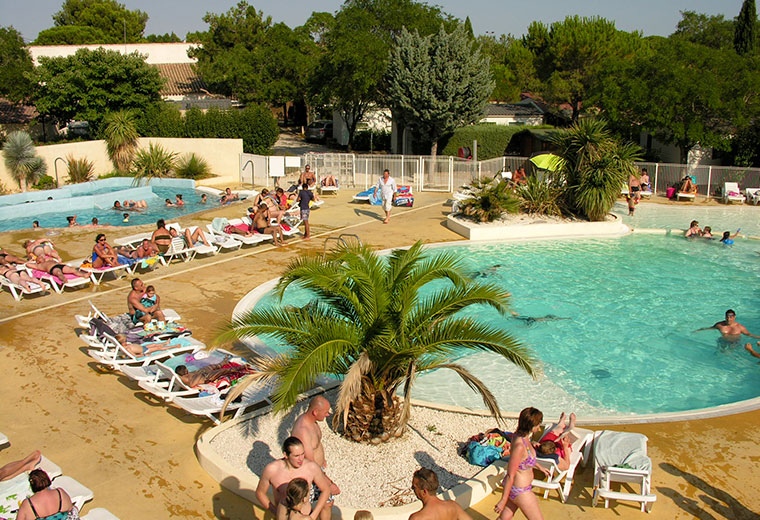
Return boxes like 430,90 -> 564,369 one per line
298,165 -> 316,189
251,204 -> 284,246
628,173 -> 641,203
135,239 -> 157,258
26,259 -> 88,280
128,278 -> 166,324
292,396 -> 341,497
151,219 -> 173,254
256,437 -> 333,520
409,468 -> 472,520
694,309 -> 760,343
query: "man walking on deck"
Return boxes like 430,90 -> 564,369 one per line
373,169 -> 397,224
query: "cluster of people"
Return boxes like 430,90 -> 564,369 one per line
0,239 -> 90,292
684,220 -> 740,244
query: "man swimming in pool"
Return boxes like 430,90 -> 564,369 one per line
694,309 -> 760,343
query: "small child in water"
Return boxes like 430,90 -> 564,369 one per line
626,194 -> 636,216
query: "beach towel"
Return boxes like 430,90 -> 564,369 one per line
0,473 -> 32,519
466,442 -> 503,466
211,217 -> 230,234
593,431 -> 652,472
31,269 -> 80,285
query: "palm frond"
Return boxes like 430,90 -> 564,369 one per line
428,362 -> 506,427
398,360 -> 416,430
219,353 -> 287,419
333,350 -> 373,430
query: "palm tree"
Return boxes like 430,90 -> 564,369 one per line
218,242 -> 537,443
131,143 -> 177,184
2,131 -> 47,191
550,118 -> 641,221
103,110 -> 139,174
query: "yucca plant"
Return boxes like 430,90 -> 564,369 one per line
2,131 -> 47,191
217,242 -> 536,442
103,110 -> 139,174
131,143 -> 177,184
550,118 -> 641,221
175,153 -> 211,179
459,179 -> 521,223
515,176 -> 564,216
65,154 -> 95,184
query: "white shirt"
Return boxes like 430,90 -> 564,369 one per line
375,176 -> 397,200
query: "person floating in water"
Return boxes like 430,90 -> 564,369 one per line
510,311 -> 571,326
694,309 -> 760,344
473,264 -> 502,278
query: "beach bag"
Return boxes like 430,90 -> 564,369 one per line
394,196 -> 414,207
466,441 -> 503,466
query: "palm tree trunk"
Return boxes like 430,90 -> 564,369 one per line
343,391 -> 403,443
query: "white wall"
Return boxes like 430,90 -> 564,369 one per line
480,116 -> 542,126
0,137 -> 242,190
333,108 -> 392,146
29,42 -> 197,65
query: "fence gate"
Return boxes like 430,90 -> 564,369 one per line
304,153 -> 355,187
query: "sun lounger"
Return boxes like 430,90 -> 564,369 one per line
744,188 -> 760,205
676,190 -> 696,201
723,182 -> 745,204
87,333 -> 203,369
0,431 -> 8,448
592,430 -> 656,512
51,475 -> 94,513
76,259 -> 132,285
353,188 -> 381,205
37,456 -> 62,480
172,380 -> 274,425
27,267 -> 91,293
120,348 -> 237,382
532,425 -> 594,503
75,301 -> 181,329
113,231 -> 152,248
0,271 -> 49,301
318,178 -> 339,194
207,218 -> 268,247
161,236 -> 199,263
82,508 -> 120,520
164,223 -> 219,258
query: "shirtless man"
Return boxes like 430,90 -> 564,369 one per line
292,396 -> 341,497
628,173 -> 641,203
256,437 -> 333,520
128,278 -> 165,324
175,358 -> 251,387
252,204 -> 284,246
26,259 -> 88,280
151,219 -> 173,254
135,238 -> 157,259
408,468 -> 471,520
299,165 -> 316,188
694,309 -> 760,343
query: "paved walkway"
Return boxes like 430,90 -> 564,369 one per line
0,191 -> 758,519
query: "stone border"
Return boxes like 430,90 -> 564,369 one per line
446,213 -> 629,240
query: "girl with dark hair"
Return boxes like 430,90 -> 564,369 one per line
283,478 -> 310,519
16,469 -> 77,520
494,407 -> 550,520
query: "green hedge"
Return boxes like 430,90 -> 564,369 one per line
137,104 -> 279,154
439,124 -> 545,160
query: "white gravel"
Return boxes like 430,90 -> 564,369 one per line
209,388 -> 516,509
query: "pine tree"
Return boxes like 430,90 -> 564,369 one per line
385,24 -> 494,156
734,0 -> 757,55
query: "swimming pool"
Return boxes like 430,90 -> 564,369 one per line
613,201 -> 760,237
0,178 -> 211,231
250,233 -> 760,418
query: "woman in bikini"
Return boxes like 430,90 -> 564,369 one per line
0,262 -> 46,293
279,478 -> 311,520
24,239 -> 62,262
495,407 -> 551,520
151,219 -> 173,254
15,469 -> 76,520
92,233 -> 134,268
0,248 -> 26,264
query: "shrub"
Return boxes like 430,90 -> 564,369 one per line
3,131 -> 48,191
137,104 -> 183,137
65,155 -> 95,184
103,110 -> 139,173
515,177 -> 564,216
237,105 -> 279,154
175,153 -> 211,179
33,175 -> 57,190
440,124 -> 539,160
459,179 -> 521,222
353,130 -> 391,152
131,143 -> 177,183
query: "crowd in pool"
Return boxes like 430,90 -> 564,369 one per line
684,220 -> 740,244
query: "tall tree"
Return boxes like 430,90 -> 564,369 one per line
34,25 -> 108,45
385,24 -> 494,156
673,11 -> 734,49
51,0 -> 148,43
33,48 -> 163,134
734,0 -> 757,55
0,26 -> 34,103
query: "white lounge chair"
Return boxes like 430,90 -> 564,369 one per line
37,456 -> 62,480
75,301 -> 181,329
723,182 -> 745,204
161,236 -> 199,263
120,348 -> 237,382
532,425 -> 594,503
138,361 -> 208,401
744,188 -> 760,205
165,224 -> 220,258
76,259 -> 132,285
0,270 -> 49,301
318,177 -> 339,194
592,430 -> 657,513
51,475 -> 94,513
172,381 -> 274,425
113,231 -> 152,248
87,333 -> 203,369
82,508 -> 120,520
0,431 -> 8,448
207,218 -> 268,247
26,267 -> 91,293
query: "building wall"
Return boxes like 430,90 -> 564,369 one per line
639,132 -> 721,167
0,137 -> 242,191
29,42 -> 197,65
480,116 -> 543,126
333,108 -> 392,147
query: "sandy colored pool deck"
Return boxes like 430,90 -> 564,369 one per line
1,190 -> 758,519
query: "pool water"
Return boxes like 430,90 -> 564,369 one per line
613,201 -> 760,237
255,234 -> 760,417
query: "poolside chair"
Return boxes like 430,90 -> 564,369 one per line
82,508 -> 120,520
592,430 -> 657,513
352,188 -> 381,205
165,223 -> 220,258
723,182 -> 745,204
51,475 -> 94,513
0,431 -> 8,448
26,267 -> 91,293
76,259 -> 132,285
75,301 -> 181,329
161,236 -> 199,263
87,333 -> 203,369
121,348 -> 239,382
0,271 -> 49,301
37,456 -> 62,480
207,218 -> 268,247
113,230 -> 152,248
172,381 -> 273,425
318,177 -> 339,194
532,425 -> 594,503
744,188 -> 760,205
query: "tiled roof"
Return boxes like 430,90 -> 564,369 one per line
0,98 -> 38,124
153,63 -> 208,97
484,102 -> 544,117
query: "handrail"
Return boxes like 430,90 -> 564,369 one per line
323,234 -> 362,259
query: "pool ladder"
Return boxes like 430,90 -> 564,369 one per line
323,234 -> 362,258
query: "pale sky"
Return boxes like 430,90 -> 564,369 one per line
1,0 -> 747,43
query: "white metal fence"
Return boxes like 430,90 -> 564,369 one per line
240,152 -> 760,197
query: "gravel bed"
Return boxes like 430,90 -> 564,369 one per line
209,388 -> 516,509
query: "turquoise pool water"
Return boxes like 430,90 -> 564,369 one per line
255,234 -> 760,417
613,201 -> 760,237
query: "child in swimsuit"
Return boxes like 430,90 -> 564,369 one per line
141,285 -> 158,310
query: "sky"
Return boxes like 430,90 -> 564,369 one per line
1,0 -> 747,43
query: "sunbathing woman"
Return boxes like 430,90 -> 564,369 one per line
15,469 -> 76,520
26,259 -> 88,280
175,356 -> 252,387
680,176 -> 697,194
92,233 -> 134,268
0,248 -> 26,264
114,334 -> 183,357
0,263 -> 46,293
495,407 -> 551,520
0,450 -> 41,481
24,239 -> 62,262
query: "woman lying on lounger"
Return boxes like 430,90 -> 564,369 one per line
0,263 -> 46,293
536,412 -> 578,471
113,334 -> 184,357
175,356 -> 252,387
26,259 -> 88,280
23,239 -> 62,262
15,469 -> 76,520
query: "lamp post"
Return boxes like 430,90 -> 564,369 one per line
53,157 -> 67,188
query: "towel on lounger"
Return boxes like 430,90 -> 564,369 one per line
593,431 -> 651,472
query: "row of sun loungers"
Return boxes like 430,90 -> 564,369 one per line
0,432 -> 118,519
75,303 -> 274,425
3,216 -> 303,301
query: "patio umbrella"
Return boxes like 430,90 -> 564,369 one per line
529,152 -> 565,172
